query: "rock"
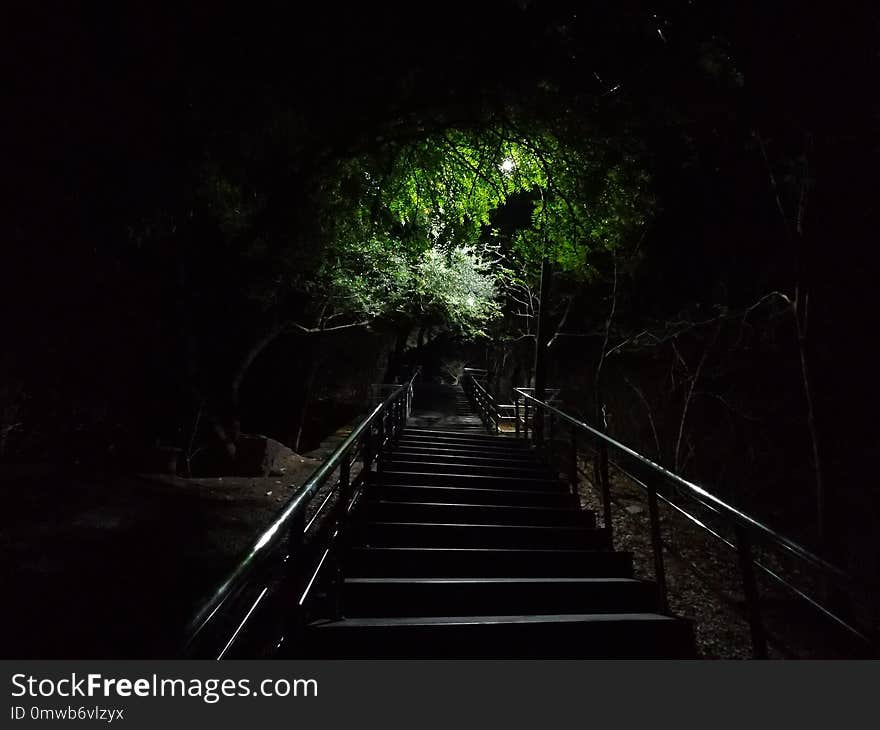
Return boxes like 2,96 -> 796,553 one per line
187,442 -> 236,477
141,445 -> 182,475
234,434 -> 296,477
625,504 -> 644,515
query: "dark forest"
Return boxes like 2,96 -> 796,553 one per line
3,1 -> 879,660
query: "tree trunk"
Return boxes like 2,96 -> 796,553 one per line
231,322 -> 287,411
756,130 -> 828,549
384,323 -> 412,382
293,351 -> 322,453
219,322 -> 289,462
532,258 -> 553,401
594,258 -> 617,428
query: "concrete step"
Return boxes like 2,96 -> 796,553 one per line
385,449 -> 540,467
363,500 -> 595,527
376,469 -> 568,492
354,521 -> 611,550
398,437 -> 528,455
345,547 -> 635,578
343,577 -> 658,617
403,428 -> 526,446
302,612 -> 696,658
293,388 -> 696,661
373,484 -> 579,509
381,458 -> 555,478
389,444 -> 539,461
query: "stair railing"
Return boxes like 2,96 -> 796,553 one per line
514,387 -> 876,659
461,368 -> 500,433
181,367 -> 421,659
513,388 -> 562,439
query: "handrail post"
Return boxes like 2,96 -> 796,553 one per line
367,421 -> 379,475
598,440 -> 613,546
284,510 -> 307,649
568,428 -> 578,496
523,398 -> 530,442
339,449 -> 352,502
735,525 -> 768,659
647,482 -> 668,614
514,397 -> 521,438
332,452 -> 352,620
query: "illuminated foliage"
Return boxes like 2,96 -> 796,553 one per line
311,125 -> 654,338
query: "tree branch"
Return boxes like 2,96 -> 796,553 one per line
290,320 -> 371,334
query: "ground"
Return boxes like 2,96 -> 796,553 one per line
0,452 -> 322,658
2,404 -> 867,658
575,458 -> 870,659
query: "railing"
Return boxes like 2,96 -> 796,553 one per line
514,388 -> 876,659
461,370 -> 568,435
182,368 -> 420,658
461,368 -> 500,434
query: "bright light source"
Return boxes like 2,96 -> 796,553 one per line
500,157 -> 516,173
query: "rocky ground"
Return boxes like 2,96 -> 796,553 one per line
0,444 -> 329,658
575,456 -> 872,659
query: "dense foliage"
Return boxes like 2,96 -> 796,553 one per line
296,127 -> 655,339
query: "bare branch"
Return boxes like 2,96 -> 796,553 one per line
624,376 -> 662,459
547,296 -> 573,349
674,322 -> 721,472
290,320 -> 371,334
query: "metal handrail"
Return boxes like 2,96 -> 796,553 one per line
514,387 -> 875,657
183,367 -> 420,658
623,466 -> 873,645
462,368 -> 500,434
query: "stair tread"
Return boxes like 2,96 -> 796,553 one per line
350,546 -> 618,554
370,499 -> 585,513
399,440 -> 521,448
380,470 -> 562,483
386,451 -> 539,463
310,612 -> 680,628
363,521 -> 598,531
385,460 -> 552,473
399,437 -> 525,447
345,577 -> 643,585
405,428 -> 520,439
399,438 -> 522,445
375,485 -> 578,508
294,385 -> 695,659
376,484 -> 571,498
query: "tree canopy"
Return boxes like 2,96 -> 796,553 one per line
282,124 -> 656,340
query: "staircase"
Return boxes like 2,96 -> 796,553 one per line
302,384 -> 695,658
